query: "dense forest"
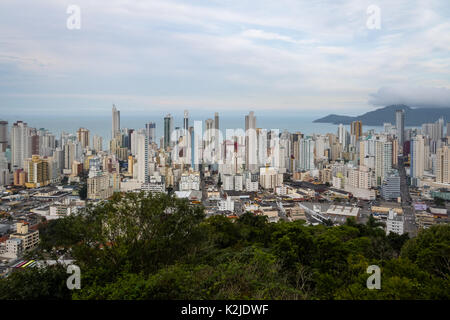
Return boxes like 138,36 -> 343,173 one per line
0,192 -> 449,300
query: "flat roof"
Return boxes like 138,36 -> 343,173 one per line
326,205 -> 360,217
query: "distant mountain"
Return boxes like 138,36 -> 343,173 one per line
314,105 -> 450,126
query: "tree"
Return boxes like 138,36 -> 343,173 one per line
0,264 -> 71,300
7,190 -> 448,300
401,224 -> 450,278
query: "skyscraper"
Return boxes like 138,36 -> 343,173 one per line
11,121 -> 31,169
184,110 -> 189,134
92,135 -> 103,152
375,140 -> 392,186
183,111 -> 190,161
245,111 -> 257,172
411,135 -> 425,184
64,140 -> 76,170
190,126 -> 195,169
214,112 -> 219,132
145,122 -> 156,144
135,132 -> 149,183
214,112 -> 220,155
205,118 -> 214,148
396,109 -> 405,152
436,145 -> 450,184
337,124 -> 348,150
112,104 -> 120,139
76,127 -> 90,149
299,137 -> 315,171
350,120 -> 362,142
0,120 -> 8,152
164,114 -> 174,149
26,155 -> 50,188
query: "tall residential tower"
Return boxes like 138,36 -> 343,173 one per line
396,109 -> 405,152
112,105 -> 120,139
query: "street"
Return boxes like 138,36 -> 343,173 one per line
398,155 -> 417,237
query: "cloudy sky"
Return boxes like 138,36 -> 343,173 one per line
0,0 -> 449,116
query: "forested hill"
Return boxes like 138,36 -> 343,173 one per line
0,192 -> 449,300
314,105 -> 450,126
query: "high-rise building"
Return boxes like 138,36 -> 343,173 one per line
0,120 -> 8,152
411,135 -> 425,184
13,169 -> 27,186
350,121 -> 363,142
375,139 -> 392,186
0,152 -> 10,186
76,128 -> 90,149
299,137 -> 315,171
112,104 -> 120,139
183,110 -> 189,134
182,111 -> 190,163
38,129 -> 56,157
391,138 -> 398,166
381,170 -> 401,200
214,112 -> 220,154
395,109 -> 405,152
338,124 -> 348,150
145,122 -> 156,144
92,135 -> 103,152
164,114 -> 174,149
135,133 -> 149,183
214,112 -> 219,132
436,145 -> 450,184
190,126 -> 196,169
25,155 -> 50,188
64,141 -> 76,170
259,166 -> 283,189
11,121 -> 31,169
245,111 -> 257,172
204,118 -> 214,163
30,129 -> 39,156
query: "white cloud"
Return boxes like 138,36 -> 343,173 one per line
0,0 -> 449,114
369,86 -> 450,108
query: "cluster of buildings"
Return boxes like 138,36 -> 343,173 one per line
0,105 -> 448,263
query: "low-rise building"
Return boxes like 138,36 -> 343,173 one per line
218,197 -> 235,212
180,172 -> 200,191
3,239 -> 23,259
386,209 -> 404,235
326,205 -> 360,220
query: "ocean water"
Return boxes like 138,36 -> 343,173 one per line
2,111 -> 386,147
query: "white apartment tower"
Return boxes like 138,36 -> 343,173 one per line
436,145 -> 450,184
135,133 -> 149,183
11,121 -> 31,169
245,111 -> 257,172
112,105 -> 120,139
375,140 -> 392,186
396,109 -> 405,152
411,135 -> 425,183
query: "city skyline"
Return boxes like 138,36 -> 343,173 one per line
0,0 -> 449,303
